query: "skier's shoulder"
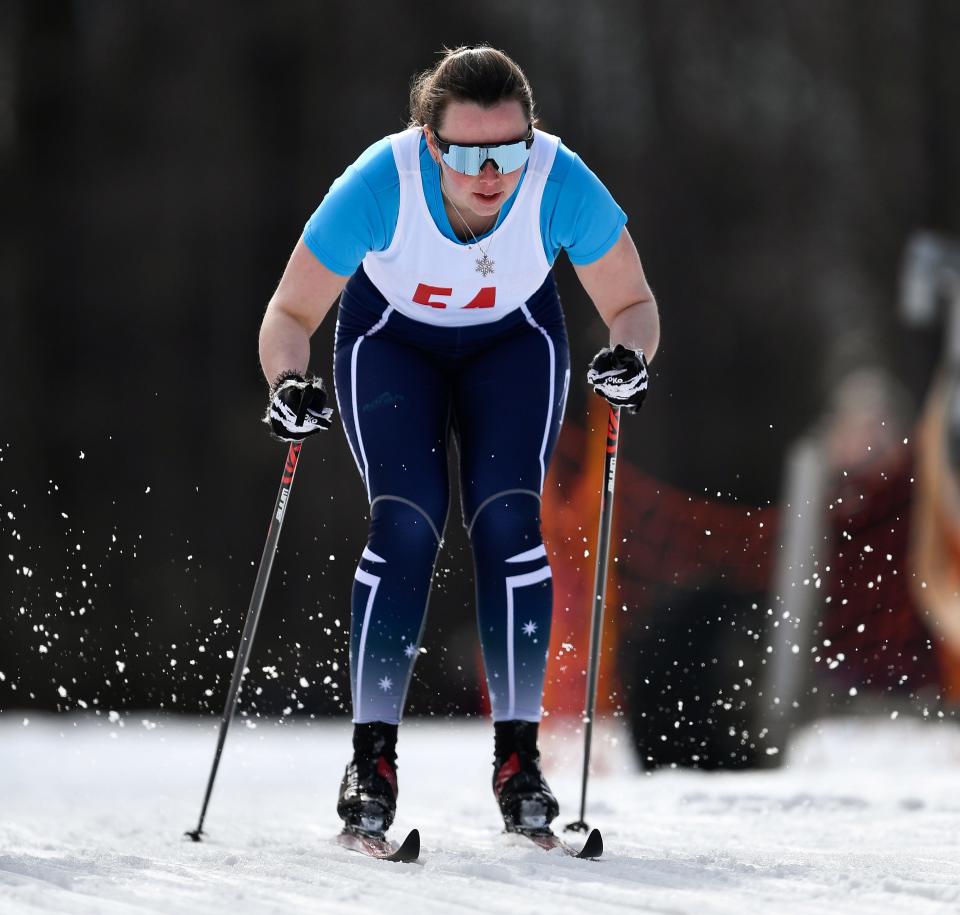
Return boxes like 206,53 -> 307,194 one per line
341,134 -> 402,200
540,137 -> 627,266
545,138 -> 608,201
303,135 -> 401,276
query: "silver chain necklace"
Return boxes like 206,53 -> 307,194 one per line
441,173 -> 497,278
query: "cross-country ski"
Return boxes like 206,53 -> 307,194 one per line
507,826 -> 604,859
336,827 -> 421,863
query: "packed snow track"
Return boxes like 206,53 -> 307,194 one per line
1,715 -> 958,914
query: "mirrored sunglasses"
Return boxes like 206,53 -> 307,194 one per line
433,128 -> 534,176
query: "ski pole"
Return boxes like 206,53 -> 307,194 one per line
565,404 -> 621,834
185,438 -> 305,841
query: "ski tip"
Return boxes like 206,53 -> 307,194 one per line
576,828 -> 603,859
388,828 -> 420,863
336,826 -> 420,862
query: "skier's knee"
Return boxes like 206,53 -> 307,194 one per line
365,495 -> 444,568
468,491 -> 543,561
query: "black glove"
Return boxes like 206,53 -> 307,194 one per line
264,371 -> 334,441
587,344 -> 649,413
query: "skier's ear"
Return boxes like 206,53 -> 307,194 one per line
423,125 -> 441,165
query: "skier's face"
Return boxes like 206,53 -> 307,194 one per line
425,100 -> 530,227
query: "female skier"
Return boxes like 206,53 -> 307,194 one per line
259,46 -> 659,839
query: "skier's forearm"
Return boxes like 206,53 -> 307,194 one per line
608,298 -> 660,362
572,229 -> 659,361
259,307 -> 312,386
259,236 -> 349,386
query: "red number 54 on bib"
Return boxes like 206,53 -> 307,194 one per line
412,284 -> 496,310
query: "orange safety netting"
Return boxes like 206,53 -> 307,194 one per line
540,400 -> 960,716
475,389 -> 960,720
540,399 -> 779,716
819,445 -> 943,694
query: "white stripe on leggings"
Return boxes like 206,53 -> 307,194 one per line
505,543 -> 547,564
353,566 -> 381,721
505,564 -> 552,719
349,305 -> 394,500
519,303 -> 556,493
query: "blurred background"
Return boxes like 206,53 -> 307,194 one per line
2,0 -> 959,768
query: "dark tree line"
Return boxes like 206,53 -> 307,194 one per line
1,1 -> 954,713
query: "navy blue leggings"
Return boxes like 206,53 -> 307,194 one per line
334,266 -> 570,724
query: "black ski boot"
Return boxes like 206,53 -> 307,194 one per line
337,721 -> 398,836
492,720 -> 559,833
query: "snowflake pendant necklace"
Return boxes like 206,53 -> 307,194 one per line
474,251 -> 495,278
442,173 -> 496,277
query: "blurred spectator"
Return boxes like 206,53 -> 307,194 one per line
822,367 -> 912,474
911,375 -> 960,698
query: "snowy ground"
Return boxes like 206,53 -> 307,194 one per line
1,714 -> 959,915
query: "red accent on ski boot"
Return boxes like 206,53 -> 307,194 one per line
337,722 -> 399,836
493,752 -> 521,798
492,721 -> 559,832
